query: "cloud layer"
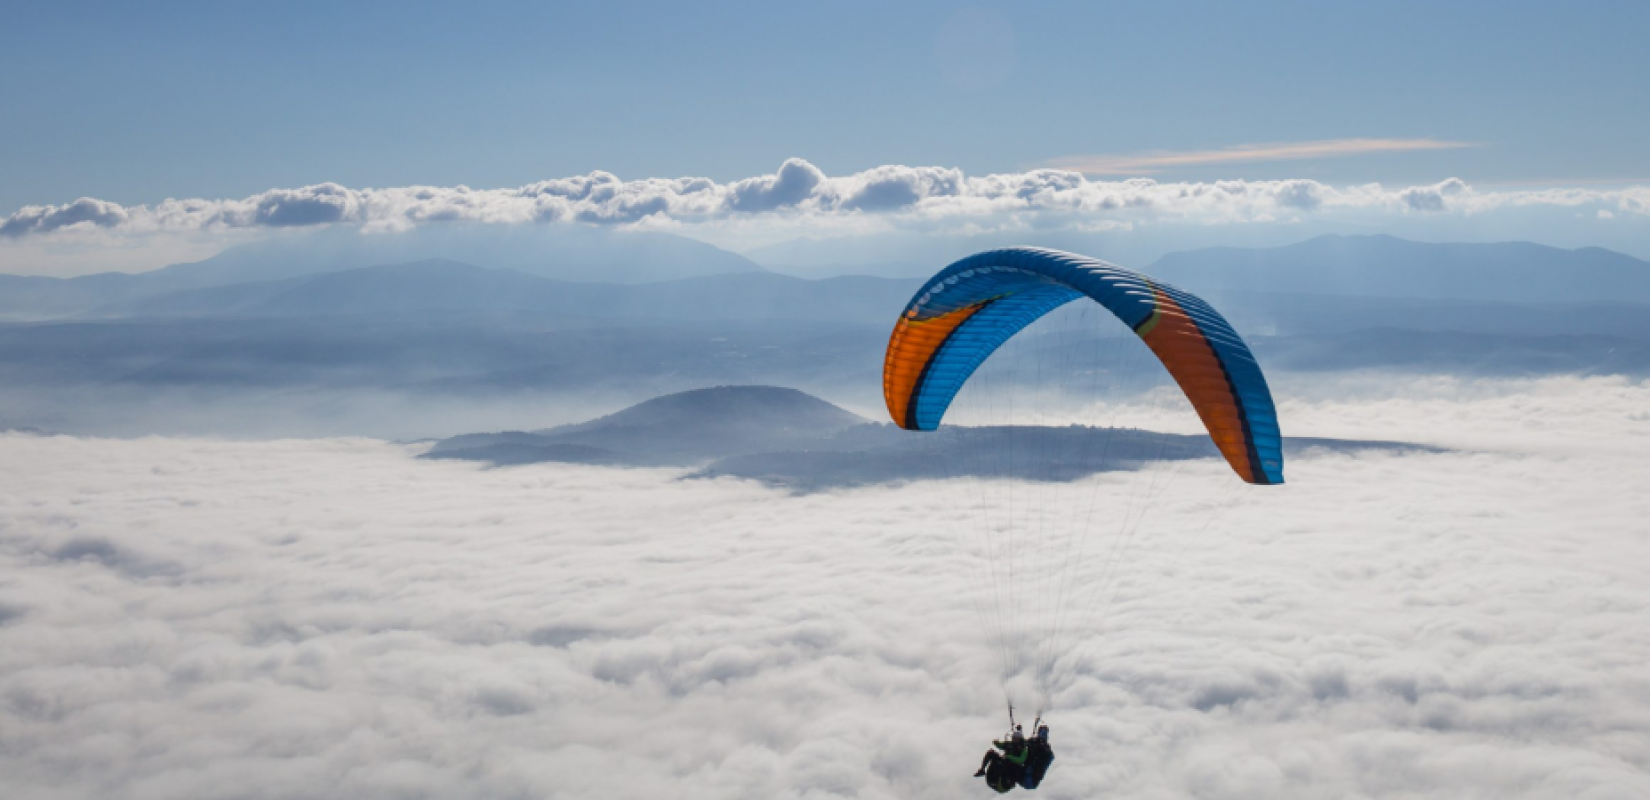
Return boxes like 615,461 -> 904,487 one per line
2,378 -> 1648,799
4,159 -> 1648,244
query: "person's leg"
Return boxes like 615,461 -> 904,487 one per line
975,750 -> 1000,776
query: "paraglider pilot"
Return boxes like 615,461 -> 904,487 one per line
973,723 -> 1053,792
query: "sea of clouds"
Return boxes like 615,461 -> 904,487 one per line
2,377 -> 1647,799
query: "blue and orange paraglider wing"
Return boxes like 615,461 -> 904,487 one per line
881,247 -> 1284,485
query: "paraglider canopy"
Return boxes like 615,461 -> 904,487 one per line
882,247 -> 1283,485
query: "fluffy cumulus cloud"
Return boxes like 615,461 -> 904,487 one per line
5,161 -> 1649,244
2,379 -> 1648,799
728,158 -> 826,212
0,196 -> 130,236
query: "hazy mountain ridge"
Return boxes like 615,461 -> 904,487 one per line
1151,234 -> 1650,304
1207,291 -> 1650,340
83,256 -> 1650,344
6,234 -> 1650,438
8,233 -> 1650,323
0,225 -> 768,319
94,259 -> 922,324
141,224 -> 767,287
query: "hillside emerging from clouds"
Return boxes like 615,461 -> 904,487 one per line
422,386 -> 1434,491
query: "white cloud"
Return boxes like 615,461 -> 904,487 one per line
2,378 -> 1649,799
728,158 -> 826,212
1398,177 -> 1469,212
0,197 -> 131,236
4,161 -> 1647,252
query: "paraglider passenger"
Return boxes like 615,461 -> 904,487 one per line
972,726 -> 1030,793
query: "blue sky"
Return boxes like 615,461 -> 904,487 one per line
5,0 -> 1647,210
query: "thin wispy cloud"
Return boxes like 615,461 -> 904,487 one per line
1049,138 -> 1479,175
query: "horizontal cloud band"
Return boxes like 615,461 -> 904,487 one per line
4,159 -> 1649,239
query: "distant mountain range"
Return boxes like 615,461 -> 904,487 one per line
4,233 -> 1649,438
422,385 -> 1434,491
93,259 -> 920,325
0,224 -> 766,319
7,233 -> 1648,339
7,232 -> 1650,322
1149,235 -> 1650,304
